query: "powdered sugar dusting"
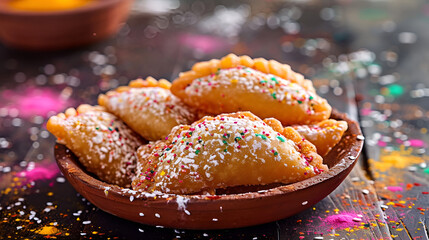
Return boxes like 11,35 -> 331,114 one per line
53,110 -> 143,186
133,113 -> 324,194
104,87 -> 196,140
185,67 -> 315,110
176,195 -> 190,210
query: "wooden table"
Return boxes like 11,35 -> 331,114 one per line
0,0 -> 428,239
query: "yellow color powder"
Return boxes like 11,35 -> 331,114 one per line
369,148 -> 427,172
36,226 -> 59,235
8,0 -> 93,12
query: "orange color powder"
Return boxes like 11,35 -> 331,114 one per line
8,0 -> 93,12
36,226 -> 59,235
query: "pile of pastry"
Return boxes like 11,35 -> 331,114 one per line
47,54 -> 348,195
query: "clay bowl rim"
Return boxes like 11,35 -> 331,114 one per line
0,0 -> 125,17
55,109 -> 364,203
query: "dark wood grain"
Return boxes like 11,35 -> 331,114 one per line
347,0 -> 429,238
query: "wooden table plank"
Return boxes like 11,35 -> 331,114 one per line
278,164 -> 391,239
342,0 -> 429,237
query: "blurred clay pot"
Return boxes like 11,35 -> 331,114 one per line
0,0 -> 133,50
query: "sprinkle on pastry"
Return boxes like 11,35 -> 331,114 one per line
98,77 -> 198,141
47,104 -> 145,187
291,119 -> 348,156
132,112 -> 327,194
171,56 -> 332,125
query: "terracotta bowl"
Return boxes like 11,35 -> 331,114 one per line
54,109 -> 364,230
0,0 -> 133,50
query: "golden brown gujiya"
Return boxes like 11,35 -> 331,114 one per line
47,104 -> 145,187
291,119 -> 348,156
171,54 -> 332,125
98,77 -> 198,141
132,112 -> 328,194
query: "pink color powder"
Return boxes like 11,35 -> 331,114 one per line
17,164 -> 59,182
179,33 -> 228,54
324,213 -> 361,228
0,87 -> 69,118
408,139 -> 426,148
386,186 -> 403,192
360,108 -> 372,116
377,140 -> 387,147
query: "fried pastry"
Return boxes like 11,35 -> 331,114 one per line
98,77 -> 198,141
291,119 -> 348,156
47,104 -> 145,187
132,112 -> 327,194
171,54 -> 332,125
